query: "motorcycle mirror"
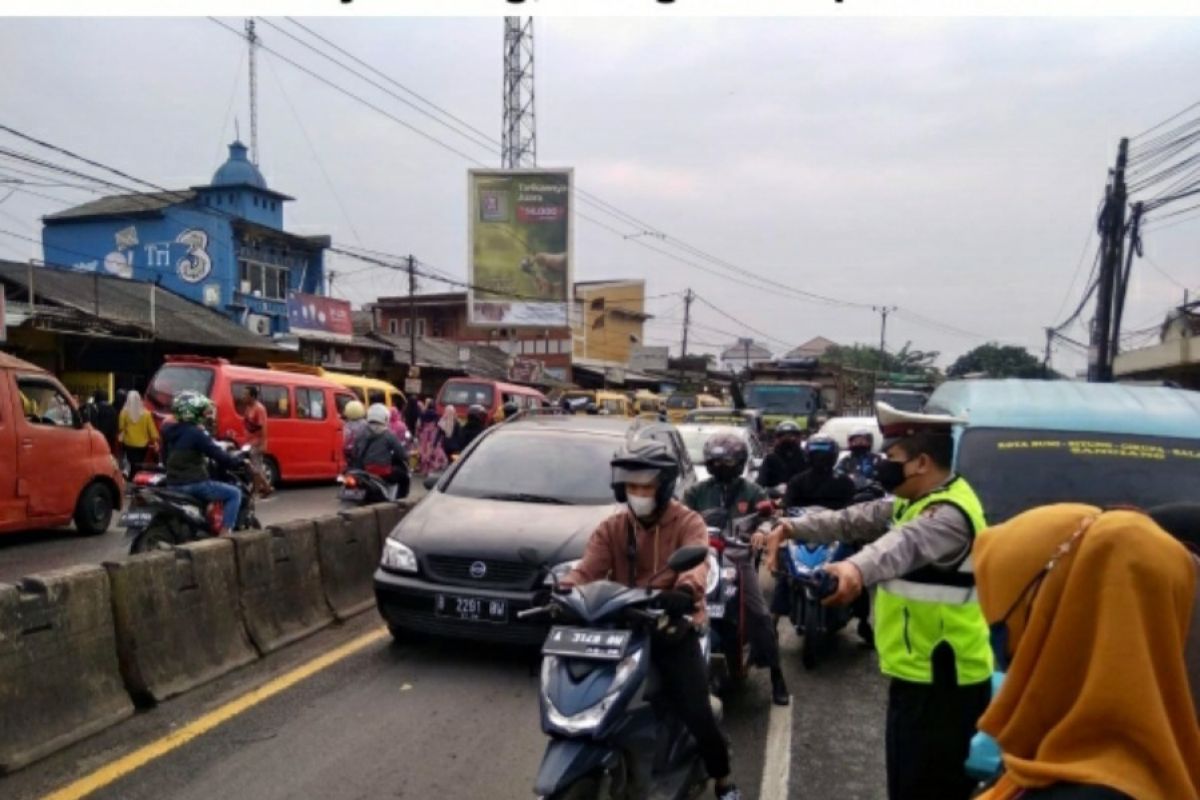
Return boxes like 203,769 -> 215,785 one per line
517,547 -> 543,567
667,545 -> 708,573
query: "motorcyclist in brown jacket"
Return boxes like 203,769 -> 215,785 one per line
565,441 -> 742,800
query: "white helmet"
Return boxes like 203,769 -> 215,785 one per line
366,403 -> 389,426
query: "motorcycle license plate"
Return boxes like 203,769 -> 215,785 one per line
120,511 -> 153,527
542,626 -> 631,661
339,488 -> 367,501
434,593 -> 507,624
706,602 -> 726,620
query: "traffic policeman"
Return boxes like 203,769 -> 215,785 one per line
766,402 -> 993,800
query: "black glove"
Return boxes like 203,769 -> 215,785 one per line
656,589 -> 697,617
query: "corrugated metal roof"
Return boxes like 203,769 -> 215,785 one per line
370,332 -> 511,379
0,261 -> 280,351
927,378 -> 1200,439
43,190 -> 196,222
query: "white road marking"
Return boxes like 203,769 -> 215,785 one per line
758,695 -> 793,799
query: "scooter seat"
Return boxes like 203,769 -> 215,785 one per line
151,488 -> 207,507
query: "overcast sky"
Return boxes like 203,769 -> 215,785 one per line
1,16 -> 1197,373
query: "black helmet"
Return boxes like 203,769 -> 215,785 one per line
775,420 -> 802,437
468,404 -> 488,422
806,434 -> 839,472
611,439 -> 679,512
703,433 -> 748,483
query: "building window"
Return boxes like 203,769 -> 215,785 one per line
400,319 -> 426,337
388,319 -> 398,335
534,340 -> 547,355
239,259 -> 290,301
416,319 -> 426,337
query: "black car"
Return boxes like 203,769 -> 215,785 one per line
374,414 -> 697,644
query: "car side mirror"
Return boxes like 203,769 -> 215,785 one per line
423,473 -> 441,491
667,545 -> 708,573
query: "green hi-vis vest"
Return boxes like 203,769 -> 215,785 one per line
873,476 -> 993,686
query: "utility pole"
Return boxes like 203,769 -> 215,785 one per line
872,305 -> 896,397
1111,200 -> 1144,359
245,19 -> 260,165
407,255 -> 417,368
1043,327 -> 1054,378
680,288 -> 694,360
502,17 -> 536,168
1090,137 -> 1128,383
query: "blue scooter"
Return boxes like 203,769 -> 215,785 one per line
518,545 -> 715,800
777,508 -> 857,669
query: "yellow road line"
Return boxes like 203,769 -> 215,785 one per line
42,627 -> 390,800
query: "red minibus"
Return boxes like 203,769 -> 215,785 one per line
436,377 -> 546,424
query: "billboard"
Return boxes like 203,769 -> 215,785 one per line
468,169 -> 572,327
630,345 -> 670,373
287,292 -> 353,343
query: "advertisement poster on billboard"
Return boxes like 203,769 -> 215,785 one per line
287,292 -> 354,343
468,169 -> 572,327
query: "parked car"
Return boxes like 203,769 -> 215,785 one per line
665,392 -> 723,424
928,378 -> 1200,523
436,377 -> 546,424
374,414 -> 697,644
145,355 -> 351,488
676,422 -> 765,483
0,351 -> 124,536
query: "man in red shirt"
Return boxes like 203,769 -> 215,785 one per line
242,385 -> 273,497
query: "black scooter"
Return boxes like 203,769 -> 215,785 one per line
123,442 -> 261,553
519,545 -> 715,800
336,467 -> 407,507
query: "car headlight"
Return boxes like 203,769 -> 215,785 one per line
704,553 -> 720,596
381,539 -> 418,574
543,559 -> 580,587
543,648 -> 644,734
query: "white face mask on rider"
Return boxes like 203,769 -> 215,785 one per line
627,495 -> 657,519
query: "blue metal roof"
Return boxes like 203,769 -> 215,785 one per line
926,379 -> 1200,439
211,141 -> 267,190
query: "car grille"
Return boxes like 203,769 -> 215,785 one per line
423,555 -> 539,589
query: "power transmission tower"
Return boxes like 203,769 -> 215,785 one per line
502,17 -> 536,169
1089,138 -> 1128,383
246,18 -> 260,165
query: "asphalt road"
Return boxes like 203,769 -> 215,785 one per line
0,483 -> 427,585
3,572 -> 887,800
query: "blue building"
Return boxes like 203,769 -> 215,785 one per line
42,141 -> 329,337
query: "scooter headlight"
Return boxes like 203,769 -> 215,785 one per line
380,538 -> 418,574
543,648 -> 644,735
704,553 -> 720,596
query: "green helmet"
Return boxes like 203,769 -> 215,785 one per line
172,390 -> 214,425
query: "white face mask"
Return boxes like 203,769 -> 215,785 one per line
627,495 -> 657,519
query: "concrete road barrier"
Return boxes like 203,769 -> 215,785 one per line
105,539 -> 258,705
233,521 -> 334,654
0,565 -> 134,774
317,510 -> 380,620
373,502 -> 410,556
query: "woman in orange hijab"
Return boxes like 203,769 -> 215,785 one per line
973,504 -> 1200,800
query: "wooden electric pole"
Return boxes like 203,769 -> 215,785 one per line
1090,137 -> 1128,383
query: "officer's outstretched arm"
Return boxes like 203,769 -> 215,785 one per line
783,498 -> 892,544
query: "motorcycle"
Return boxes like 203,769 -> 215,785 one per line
699,505 -> 772,695
337,466 -> 407,507
518,544 -> 715,800
122,441 -> 262,553
777,507 -> 857,669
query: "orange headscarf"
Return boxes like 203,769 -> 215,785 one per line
973,504 -> 1200,800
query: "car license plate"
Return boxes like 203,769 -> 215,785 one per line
542,626 -> 632,661
339,488 -> 367,501
120,511 -> 153,527
434,593 -> 507,623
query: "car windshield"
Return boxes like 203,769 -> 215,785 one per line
677,426 -> 746,464
440,382 -> 495,409
876,390 -> 926,412
443,430 -> 619,505
744,383 -> 818,414
957,427 -> 1200,523
147,365 -> 215,409
666,395 -> 697,409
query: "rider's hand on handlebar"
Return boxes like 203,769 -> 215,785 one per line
750,531 -> 767,550
820,561 -> 864,607
764,524 -> 788,573
655,589 -> 696,617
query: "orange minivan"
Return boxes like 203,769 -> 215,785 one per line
0,351 -> 125,536
436,377 -> 547,424
145,356 -> 354,487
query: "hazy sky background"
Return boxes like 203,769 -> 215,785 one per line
1,16 -> 1197,373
